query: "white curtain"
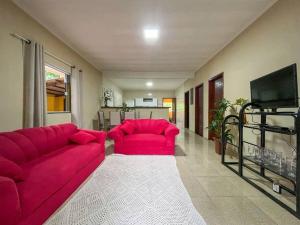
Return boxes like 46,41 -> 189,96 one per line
71,68 -> 83,127
23,41 -> 46,128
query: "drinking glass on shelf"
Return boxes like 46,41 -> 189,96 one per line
279,154 -> 286,174
292,157 -> 297,178
254,147 -> 262,163
268,150 -> 277,166
272,152 -> 282,168
262,148 -> 271,166
286,157 -> 297,179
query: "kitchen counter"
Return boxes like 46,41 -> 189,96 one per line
100,106 -> 170,120
101,106 -> 170,109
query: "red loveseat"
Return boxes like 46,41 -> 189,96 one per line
0,123 -> 106,225
108,119 -> 179,155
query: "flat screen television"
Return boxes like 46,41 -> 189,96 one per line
250,63 -> 298,109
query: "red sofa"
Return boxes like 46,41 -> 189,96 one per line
108,119 -> 179,155
0,123 -> 106,225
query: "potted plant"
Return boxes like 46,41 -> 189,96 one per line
231,98 -> 248,123
208,98 -> 232,154
120,103 -> 130,120
233,98 -> 248,110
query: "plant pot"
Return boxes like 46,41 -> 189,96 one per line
214,138 -> 222,155
226,145 -> 238,158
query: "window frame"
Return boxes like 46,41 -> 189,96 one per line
45,63 -> 71,113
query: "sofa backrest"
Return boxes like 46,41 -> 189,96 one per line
125,119 -> 169,135
0,123 -> 77,165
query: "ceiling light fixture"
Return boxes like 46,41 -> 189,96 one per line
143,28 -> 159,41
146,81 -> 153,87
148,93 -> 152,96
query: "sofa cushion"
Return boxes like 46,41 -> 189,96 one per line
18,143 -> 101,217
155,120 -> 170,134
120,121 -> 135,134
0,156 -> 24,182
0,134 -> 30,165
132,119 -> 169,134
17,123 -> 78,156
123,133 -> 166,146
69,131 -> 96,145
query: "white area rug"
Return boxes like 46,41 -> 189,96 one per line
45,155 -> 206,225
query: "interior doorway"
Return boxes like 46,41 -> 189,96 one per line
184,91 -> 189,129
195,84 -> 204,136
208,73 -> 224,140
162,98 -> 176,123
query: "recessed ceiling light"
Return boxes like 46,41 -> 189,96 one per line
146,81 -> 153,87
143,28 -> 159,40
148,93 -> 152,96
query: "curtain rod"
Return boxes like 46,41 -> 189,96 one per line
10,33 -> 31,44
10,33 -> 75,68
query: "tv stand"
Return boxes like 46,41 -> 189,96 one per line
221,102 -> 300,218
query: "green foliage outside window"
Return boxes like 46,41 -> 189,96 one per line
46,71 -> 60,80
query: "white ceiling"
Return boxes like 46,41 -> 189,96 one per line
103,71 -> 193,90
14,0 -> 276,90
112,78 -> 186,91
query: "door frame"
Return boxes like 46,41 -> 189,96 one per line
162,97 -> 176,123
208,73 -> 224,140
184,91 -> 190,129
195,83 -> 204,136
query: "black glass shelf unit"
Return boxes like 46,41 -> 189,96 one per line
221,103 -> 300,219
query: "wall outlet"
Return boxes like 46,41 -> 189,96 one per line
272,182 -> 281,194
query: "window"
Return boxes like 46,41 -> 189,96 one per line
143,98 -> 153,102
45,65 -> 71,112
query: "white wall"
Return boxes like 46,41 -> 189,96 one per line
175,79 -> 195,130
47,113 -> 72,125
0,0 -> 103,131
102,77 -> 123,107
123,90 -> 175,107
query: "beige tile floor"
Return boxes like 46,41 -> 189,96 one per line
176,129 -> 300,225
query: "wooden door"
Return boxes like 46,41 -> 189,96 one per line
195,84 -> 204,136
184,91 -> 189,129
208,73 -> 224,140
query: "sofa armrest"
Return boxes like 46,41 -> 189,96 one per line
165,124 -> 180,137
79,129 -> 107,144
107,125 -> 124,143
0,176 -> 21,225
